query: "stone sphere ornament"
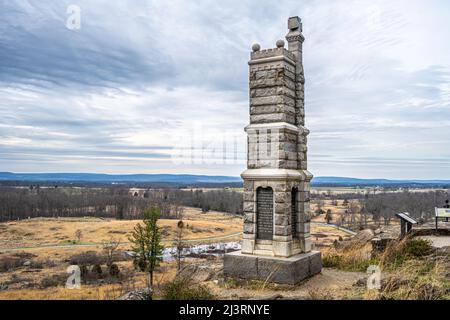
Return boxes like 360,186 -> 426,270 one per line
252,43 -> 261,52
276,39 -> 285,48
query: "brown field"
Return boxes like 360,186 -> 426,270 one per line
0,206 -> 351,251
0,206 -> 355,300
0,207 -> 243,250
0,259 -> 176,300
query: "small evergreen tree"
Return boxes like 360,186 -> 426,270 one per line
129,206 -> 163,288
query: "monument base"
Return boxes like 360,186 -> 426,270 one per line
223,251 -> 322,285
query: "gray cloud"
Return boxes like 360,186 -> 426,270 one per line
0,0 -> 450,178
0,1 -> 174,91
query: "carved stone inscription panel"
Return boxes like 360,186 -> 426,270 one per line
257,187 -> 273,240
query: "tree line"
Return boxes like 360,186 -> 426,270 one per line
0,186 -> 243,222
364,190 -> 449,225
0,186 -> 446,227
315,190 -> 449,230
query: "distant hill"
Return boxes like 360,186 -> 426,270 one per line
0,172 -> 241,184
312,176 -> 450,187
0,172 -> 449,187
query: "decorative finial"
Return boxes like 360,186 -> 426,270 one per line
276,40 -> 285,48
286,16 -> 305,46
288,16 -> 302,32
252,43 -> 261,52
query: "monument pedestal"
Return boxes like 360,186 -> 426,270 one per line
224,251 -> 322,285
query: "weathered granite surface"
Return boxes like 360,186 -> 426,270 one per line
224,251 -> 322,285
241,16 -> 314,259
229,16 -> 322,282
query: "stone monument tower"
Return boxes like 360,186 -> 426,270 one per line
224,17 -> 322,284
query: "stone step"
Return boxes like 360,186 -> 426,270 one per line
253,249 -> 275,256
255,243 -> 273,251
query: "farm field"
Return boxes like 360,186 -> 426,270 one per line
0,206 -> 353,300
0,207 -> 242,250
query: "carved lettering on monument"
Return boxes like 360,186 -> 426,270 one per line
292,188 -> 298,238
257,187 -> 273,240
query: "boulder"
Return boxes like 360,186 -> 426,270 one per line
353,229 -> 375,243
117,289 -> 152,300
250,294 -> 284,300
177,264 -> 218,282
353,277 -> 368,287
340,229 -> 375,250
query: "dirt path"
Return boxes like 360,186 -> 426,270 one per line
311,222 -> 357,235
419,235 -> 450,248
214,268 -> 366,300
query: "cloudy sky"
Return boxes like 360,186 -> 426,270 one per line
1,0 -> 450,179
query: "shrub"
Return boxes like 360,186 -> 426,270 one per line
68,251 -> 104,266
379,237 -> 433,270
80,265 -> 89,278
28,260 -> 44,269
322,244 -> 376,272
109,263 -> 120,277
0,256 -> 24,272
40,274 -> 68,288
375,260 -> 449,300
23,259 -> 55,269
13,252 -> 37,260
91,264 -> 103,276
323,236 -> 434,273
6,274 -> 31,286
162,276 -> 214,300
404,238 -> 433,258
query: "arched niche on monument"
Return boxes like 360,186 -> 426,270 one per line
292,187 -> 298,238
256,187 -> 274,241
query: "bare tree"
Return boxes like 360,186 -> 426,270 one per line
171,205 -> 184,220
348,200 -> 360,229
173,220 -> 186,272
75,229 -> 83,243
0,186 -> 245,222
102,238 -> 121,276
315,199 -> 325,215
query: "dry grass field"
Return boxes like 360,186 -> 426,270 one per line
310,199 -> 400,230
0,205 -> 351,252
0,206 -> 355,300
2,200 -> 442,300
0,207 -> 243,250
0,259 -> 177,300
0,207 -> 242,300
310,225 -> 352,247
